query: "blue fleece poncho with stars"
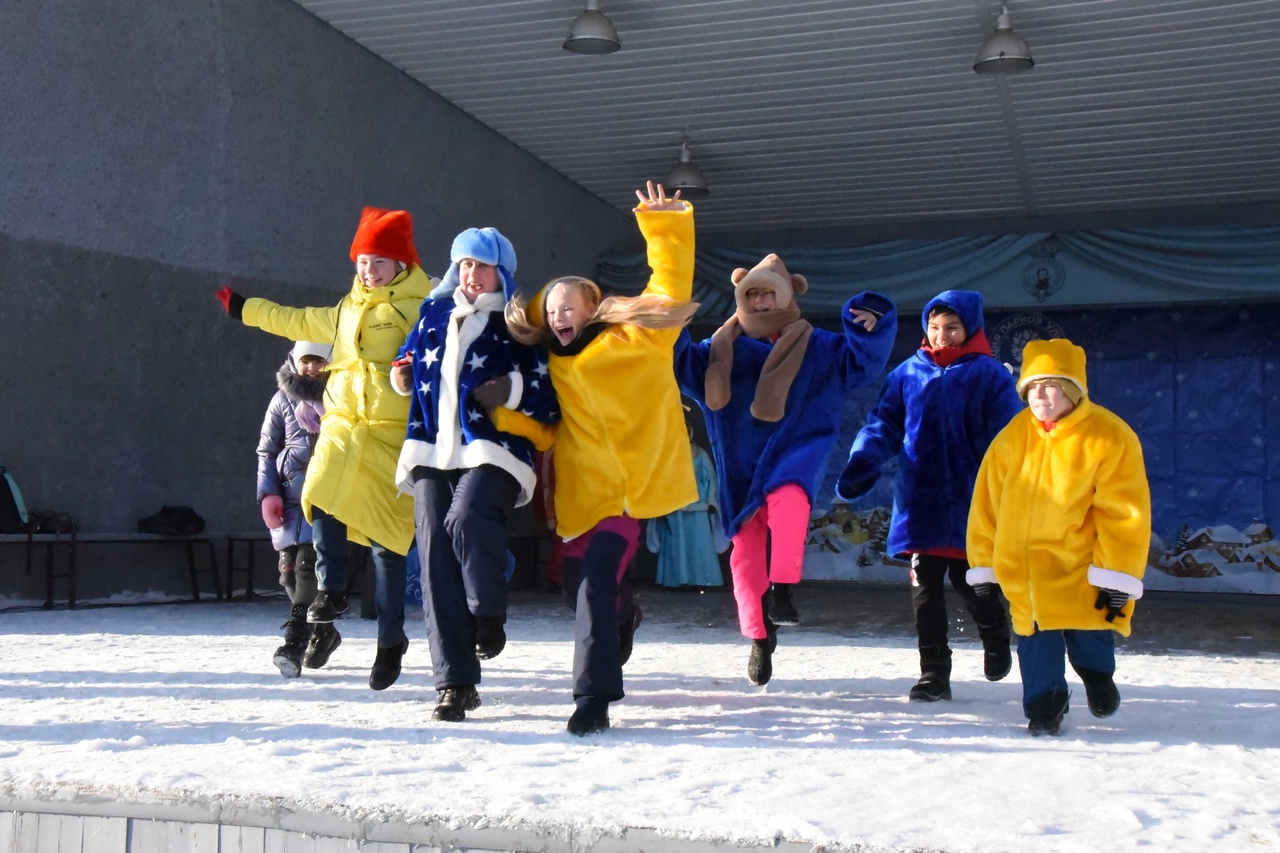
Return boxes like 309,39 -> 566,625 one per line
393,228 -> 558,507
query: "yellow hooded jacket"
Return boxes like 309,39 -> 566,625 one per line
241,266 -> 434,554
494,206 -> 699,540
967,339 -> 1151,637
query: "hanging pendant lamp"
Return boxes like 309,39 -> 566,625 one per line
563,0 -> 621,55
663,139 -> 710,198
974,5 -> 1034,73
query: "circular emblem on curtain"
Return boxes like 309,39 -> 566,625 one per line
988,313 -> 1068,370
1021,257 -> 1065,303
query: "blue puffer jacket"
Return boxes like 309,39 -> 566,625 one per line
256,358 -> 325,549
676,292 -> 898,539
837,289 -> 1023,558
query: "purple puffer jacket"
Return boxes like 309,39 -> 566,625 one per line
256,357 -> 325,550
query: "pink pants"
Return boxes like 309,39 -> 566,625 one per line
729,484 -> 810,640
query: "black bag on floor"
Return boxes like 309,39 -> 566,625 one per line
137,505 -> 206,537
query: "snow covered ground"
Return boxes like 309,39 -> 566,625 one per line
1,591 -> 1277,852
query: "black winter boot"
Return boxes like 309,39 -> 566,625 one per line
303,622 -> 342,669
766,583 -> 800,626
1027,689 -> 1070,736
272,604 -> 308,679
567,696 -> 611,736
909,670 -> 952,701
1072,664 -> 1121,718
748,638 -> 774,686
307,590 -> 349,624
978,619 -> 1013,682
432,685 -> 482,722
475,616 -> 507,661
369,637 -> 409,691
910,644 -> 953,701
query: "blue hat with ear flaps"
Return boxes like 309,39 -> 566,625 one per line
428,227 -> 518,300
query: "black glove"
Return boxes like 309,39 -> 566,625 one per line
1094,588 -> 1129,622
471,376 -> 513,412
973,582 -> 1000,598
216,286 -> 246,320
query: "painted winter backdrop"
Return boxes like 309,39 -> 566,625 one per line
804,302 -> 1280,594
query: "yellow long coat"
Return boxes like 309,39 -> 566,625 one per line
494,206 -> 699,540
241,266 -> 433,553
967,398 -> 1151,637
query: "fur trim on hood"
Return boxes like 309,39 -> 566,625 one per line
277,359 -> 327,404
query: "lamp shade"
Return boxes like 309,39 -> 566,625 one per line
664,142 -> 710,197
563,1 -> 620,54
974,7 -> 1034,73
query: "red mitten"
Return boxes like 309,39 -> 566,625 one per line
216,287 -> 246,319
260,495 -> 284,530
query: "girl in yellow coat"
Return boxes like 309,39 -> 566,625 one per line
496,182 -> 698,736
967,338 -> 1151,736
216,207 -> 434,690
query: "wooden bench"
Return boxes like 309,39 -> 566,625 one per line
0,530 -> 222,609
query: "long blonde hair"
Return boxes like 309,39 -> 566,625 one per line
505,276 -> 698,346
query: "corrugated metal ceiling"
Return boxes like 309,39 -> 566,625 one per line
289,0 -> 1280,235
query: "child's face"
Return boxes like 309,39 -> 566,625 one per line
1026,379 -> 1076,422
458,258 -> 501,302
743,287 -> 777,314
545,283 -> 596,347
926,311 -> 966,348
355,254 -> 401,289
297,355 -> 328,377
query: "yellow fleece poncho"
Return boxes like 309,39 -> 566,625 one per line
494,206 -> 699,540
967,339 -> 1151,637
242,266 -> 434,554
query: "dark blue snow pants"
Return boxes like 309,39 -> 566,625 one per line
412,465 -> 520,690
560,517 -> 641,702
1017,628 -> 1115,717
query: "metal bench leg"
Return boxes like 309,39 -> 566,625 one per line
186,541 -> 201,602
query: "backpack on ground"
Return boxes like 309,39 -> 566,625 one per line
0,466 -> 30,534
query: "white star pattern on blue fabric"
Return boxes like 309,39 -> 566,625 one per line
534,361 -> 549,377
418,381 -> 431,396
468,410 -> 483,423
410,419 -> 424,432
467,352 -> 488,371
422,347 -> 440,367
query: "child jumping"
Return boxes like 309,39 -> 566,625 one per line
967,338 -> 1151,735
492,182 -> 699,736
259,340 -> 331,677
391,226 -> 557,723
837,290 -> 1022,701
675,254 -> 897,685
217,206 -> 434,690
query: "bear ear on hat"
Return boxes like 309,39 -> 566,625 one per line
731,267 -> 750,286
790,273 -> 809,297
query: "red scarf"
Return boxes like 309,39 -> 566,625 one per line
922,328 -> 993,367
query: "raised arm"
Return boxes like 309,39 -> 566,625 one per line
633,182 -> 695,303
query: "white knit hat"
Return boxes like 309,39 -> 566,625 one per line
292,341 -> 333,362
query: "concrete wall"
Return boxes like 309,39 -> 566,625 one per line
0,0 -> 635,574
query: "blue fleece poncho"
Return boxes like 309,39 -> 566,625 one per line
394,227 -> 558,507
836,289 -> 1023,558
676,292 -> 898,539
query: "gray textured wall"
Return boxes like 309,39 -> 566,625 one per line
0,0 -> 634,565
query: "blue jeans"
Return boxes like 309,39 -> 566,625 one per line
1017,628 -> 1115,717
311,506 -> 406,649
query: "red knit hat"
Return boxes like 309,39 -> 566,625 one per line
349,207 -> 420,268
